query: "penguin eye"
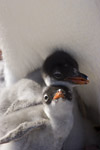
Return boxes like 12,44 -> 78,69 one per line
53,71 -> 63,79
44,94 -> 49,102
64,64 -> 68,68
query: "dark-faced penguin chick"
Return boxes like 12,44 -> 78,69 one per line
42,50 -> 89,88
0,85 -> 74,150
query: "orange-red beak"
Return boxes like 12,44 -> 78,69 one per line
67,77 -> 89,84
65,72 -> 89,85
53,90 -> 65,100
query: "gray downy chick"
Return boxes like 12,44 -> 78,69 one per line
0,85 -> 74,150
62,91 -> 100,150
0,79 -> 42,116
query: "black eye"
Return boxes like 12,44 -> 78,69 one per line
64,64 -> 68,67
44,94 -> 49,102
53,71 -> 63,79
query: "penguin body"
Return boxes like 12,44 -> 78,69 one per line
0,79 -> 42,116
0,85 -> 74,150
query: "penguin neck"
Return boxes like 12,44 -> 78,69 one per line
44,75 -> 75,89
44,100 -> 74,139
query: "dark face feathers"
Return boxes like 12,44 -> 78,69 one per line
43,85 -> 72,105
42,50 -> 79,80
42,49 -> 89,85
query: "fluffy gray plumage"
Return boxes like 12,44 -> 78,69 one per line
0,80 -> 99,150
0,79 -> 42,116
0,84 -> 74,150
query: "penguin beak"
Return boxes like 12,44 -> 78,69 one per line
53,89 -> 65,100
65,72 -> 89,85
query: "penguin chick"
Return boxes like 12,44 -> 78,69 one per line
0,79 -> 42,116
0,85 -> 74,150
4,50 -> 89,115
62,91 -> 100,150
42,50 -> 89,87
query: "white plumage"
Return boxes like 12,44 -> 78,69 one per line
0,0 -> 100,122
0,0 -> 100,149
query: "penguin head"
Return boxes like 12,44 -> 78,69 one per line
42,50 -> 89,87
42,85 -> 74,120
43,85 -> 72,105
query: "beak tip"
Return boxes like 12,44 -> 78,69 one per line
85,76 -> 89,84
87,77 -> 89,80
